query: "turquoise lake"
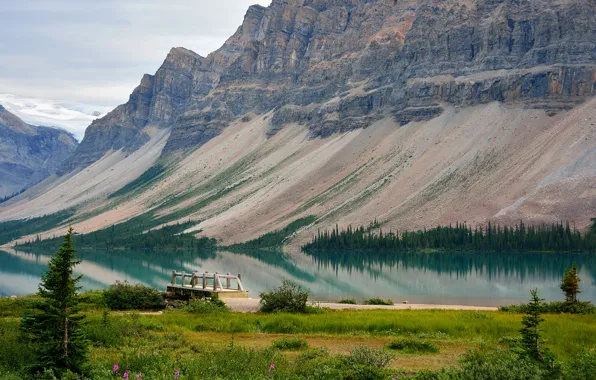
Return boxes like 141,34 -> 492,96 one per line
1,248 -> 594,306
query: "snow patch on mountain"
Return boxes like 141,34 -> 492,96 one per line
0,94 -> 113,140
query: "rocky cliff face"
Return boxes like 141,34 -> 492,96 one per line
0,105 -> 78,198
64,0 -> 596,171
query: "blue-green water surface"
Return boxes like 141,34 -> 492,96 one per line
1,248 -> 594,306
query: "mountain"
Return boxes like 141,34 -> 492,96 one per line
0,105 -> 78,199
1,0 -> 595,245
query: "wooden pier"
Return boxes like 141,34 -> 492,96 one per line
166,271 -> 249,299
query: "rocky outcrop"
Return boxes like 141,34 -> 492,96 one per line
64,0 -> 596,171
0,105 -> 78,198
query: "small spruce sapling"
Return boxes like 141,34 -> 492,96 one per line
560,262 -> 581,304
520,289 -> 545,360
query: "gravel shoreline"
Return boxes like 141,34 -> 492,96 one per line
223,298 -> 499,313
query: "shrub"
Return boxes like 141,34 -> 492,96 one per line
259,280 -> 309,313
459,348 -> 551,380
364,298 -> 394,306
500,301 -> 595,315
347,345 -> 392,369
338,299 -> 358,304
103,281 -> 164,310
387,338 -> 440,354
184,298 -> 230,314
271,337 -> 309,350
294,345 -> 392,380
563,350 -> 596,380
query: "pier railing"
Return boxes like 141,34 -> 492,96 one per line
170,271 -> 246,292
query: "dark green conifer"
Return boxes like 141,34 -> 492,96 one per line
20,227 -> 89,376
520,289 -> 545,360
560,262 -> 581,304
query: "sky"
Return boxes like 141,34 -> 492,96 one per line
0,0 -> 271,138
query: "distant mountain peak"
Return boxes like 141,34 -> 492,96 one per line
0,106 -> 78,198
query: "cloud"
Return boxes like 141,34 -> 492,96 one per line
0,0 -> 272,108
0,93 -> 111,140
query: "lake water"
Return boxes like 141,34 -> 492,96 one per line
1,248 -> 595,306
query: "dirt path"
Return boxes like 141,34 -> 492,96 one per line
223,298 -> 498,313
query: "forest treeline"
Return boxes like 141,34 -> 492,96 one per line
17,221 -> 216,253
303,219 -> 596,253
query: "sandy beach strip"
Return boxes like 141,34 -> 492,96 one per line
223,298 -> 499,313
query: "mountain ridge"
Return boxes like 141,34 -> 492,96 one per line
61,0 -> 596,173
0,105 -> 78,199
1,0 -> 594,245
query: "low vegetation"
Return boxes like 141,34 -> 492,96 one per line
259,279 -> 309,313
271,337 -> 309,350
0,209 -> 75,245
184,297 -> 230,314
386,338 -> 440,354
108,164 -> 165,199
338,298 -> 358,304
364,298 -> 394,306
501,262 -> 595,315
227,215 -> 317,250
18,220 -> 216,253
103,281 -> 164,311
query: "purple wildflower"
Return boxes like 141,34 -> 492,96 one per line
113,364 -> 119,374
123,372 -> 129,379
174,369 -> 180,380
268,363 -> 275,377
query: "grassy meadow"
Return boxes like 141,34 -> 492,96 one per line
1,295 -> 595,379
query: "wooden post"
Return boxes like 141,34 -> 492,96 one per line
217,276 -> 225,291
181,272 -> 186,286
203,271 -> 208,289
191,272 -> 197,288
171,271 -> 177,285
237,274 -> 242,290
214,272 -> 218,291
226,273 -> 231,289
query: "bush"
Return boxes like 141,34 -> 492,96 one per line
338,299 -> 358,304
271,337 -> 309,350
563,350 -> 596,380
364,298 -> 394,306
499,301 -> 595,315
412,349 -> 551,379
184,298 -> 230,314
293,345 -> 392,380
347,345 -> 392,369
387,338 -> 440,354
103,282 -> 164,310
259,280 -> 309,313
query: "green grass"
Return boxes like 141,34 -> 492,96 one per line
2,296 -> 596,378
338,299 -> 358,304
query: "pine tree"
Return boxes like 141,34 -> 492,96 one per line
560,262 -> 581,303
20,227 -> 89,376
520,289 -> 545,360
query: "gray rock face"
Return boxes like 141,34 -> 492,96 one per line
65,0 -> 596,170
0,105 -> 78,198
